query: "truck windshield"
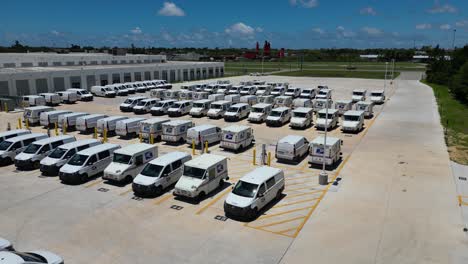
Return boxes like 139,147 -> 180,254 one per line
371,93 -> 382,96
49,147 -> 67,158
184,166 -> 206,179
154,102 -> 164,107
23,143 -> 41,154
273,88 -> 282,92
302,90 -> 311,94
287,89 -> 295,93
318,113 -> 332,119
105,87 -> 113,92
211,104 -> 222,109
193,103 -> 205,108
319,91 -> 328,95
293,112 -> 307,118
137,101 -> 147,106
113,153 -> 132,164
258,87 -> 266,91
228,107 -> 240,112
344,115 -> 360,121
0,141 -> 13,151
173,103 -> 183,108
232,181 -> 258,198
68,154 -> 88,166
353,92 -> 364,96
123,99 -> 134,104
270,111 -> 282,117
252,107 -> 264,113
140,163 -> 164,177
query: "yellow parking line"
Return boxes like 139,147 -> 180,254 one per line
286,180 -> 316,187
256,206 -> 313,220
195,188 -> 232,215
277,227 -> 299,235
273,198 -> 320,209
119,188 -> 133,196
85,179 -> 104,188
286,175 -> 318,181
282,190 -> 324,200
154,193 -> 173,205
286,186 -> 322,192
253,216 -> 306,229
249,227 -> 295,238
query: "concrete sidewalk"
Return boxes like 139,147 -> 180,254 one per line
280,79 -> 468,263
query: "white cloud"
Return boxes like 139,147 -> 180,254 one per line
456,20 -> 468,27
336,26 -> 345,31
289,0 -> 318,8
312,28 -> 324,34
427,3 -> 457,14
255,27 -> 264,33
158,2 -> 185,17
416,23 -> 432,30
336,26 -> 355,38
361,27 -> 382,35
360,7 -> 377,16
225,22 -> 255,36
440,24 -> 451,30
50,30 -> 61,36
130,27 -> 142,34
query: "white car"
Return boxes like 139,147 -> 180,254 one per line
0,237 -> 13,251
0,250 -> 64,264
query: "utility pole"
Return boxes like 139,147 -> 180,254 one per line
319,106 -> 329,185
452,29 -> 457,50
384,62 -> 388,93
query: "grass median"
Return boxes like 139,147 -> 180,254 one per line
272,69 -> 400,79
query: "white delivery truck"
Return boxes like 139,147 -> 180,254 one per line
186,124 -> 222,146
178,90 -> 193,100
217,84 -> 232,94
76,114 -> 108,133
355,101 -> 374,118
313,98 -> 333,112
316,88 -> 332,99
150,88 -> 166,99
342,110 -> 365,133
162,120 -> 194,144
299,88 -> 317,99
134,83 -> 147,93
194,84 -> 208,92
351,89 -> 367,102
275,135 -> 310,162
14,135 -> 75,170
67,88 -> 94,101
274,96 -> 293,108
107,85 -> 128,96
224,166 -> 284,219
96,116 -> 129,134
174,154 -> 229,200
23,106 -> 54,126
40,139 -> 101,175
308,136 -> 342,167
292,98 -> 313,108
240,95 -> 257,106
266,107 -> 292,127
133,98 -> 158,114
39,93 -> 61,106
39,110 -> 72,127
193,92 -> 209,100
132,152 -> 192,196
334,100 -> 353,115
59,143 -> 121,184
123,83 -> 136,94
248,103 -> 273,123
240,86 -> 257,96
205,84 -> 219,94
116,117 -> 146,138
255,85 -> 272,96
208,101 -> 232,119
224,103 -> 251,122
57,91 -> 78,104
168,100 -> 193,117
290,107 -> 314,129
103,143 -> 158,182
0,133 -> 48,165
317,85 -> 329,90
370,90 -> 385,104
315,109 -> 339,130
91,86 -> 116,97
271,86 -> 286,96
220,125 -> 254,152
150,99 -> 176,116
208,93 -> 224,101
120,96 -> 147,112
58,112 -> 88,129
22,95 -> 46,107
164,90 -> 180,100
225,94 -> 241,103
139,118 -> 170,141
285,87 -> 301,98
0,129 -> 31,144
190,99 -> 213,117
228,85 -> 243,95
258,95 -> 275,104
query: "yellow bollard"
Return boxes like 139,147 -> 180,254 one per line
150,134 -> 154,144
54,122 -> 59,136
103,128 -> 108,143
205,141 -> 208,153
18,118 -> 22,129
192,140 -> 196,156
94,127 -> 98,139
4,103 -> 8,113
267,152 -> 271,166
139,133 -> 143,143
25,118 -> 29,130
63,122 -> 67,135
253,148 -> 256,165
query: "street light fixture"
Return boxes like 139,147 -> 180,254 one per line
319,104 -> 329,185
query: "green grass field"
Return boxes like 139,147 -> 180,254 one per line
271,70 -> 400,79
424,82 -> 468,164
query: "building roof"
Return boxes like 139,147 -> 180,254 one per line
114,143 -> 154,156
77,143 -> 120,156
222,125 -> 251,133
184,154 -> 226,169
241,166 -> 282,185
310,136 -> 341,146
278,135 -> 305,144
150,151 -> 191,166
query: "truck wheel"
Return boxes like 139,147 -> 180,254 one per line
33,161 -> 40,170
198,192 -> 206,203
218,179 -> 224,189
155,186 -> 163,195
80,173 -> 88,183
125,175 -> 133,184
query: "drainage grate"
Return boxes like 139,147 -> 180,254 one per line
459,177 -> 467,181
214,215 -> 228,222
170,205 -> 184,210
97,188 -> 109,192
132,196 -> 143,201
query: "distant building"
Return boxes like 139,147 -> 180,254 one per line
171,52 -> 202,61
360,54 -> 379,61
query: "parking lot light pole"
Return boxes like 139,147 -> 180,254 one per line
384,62 -> 388,93
319,106 -> 329,185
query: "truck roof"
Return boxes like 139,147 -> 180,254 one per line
335,100 -> 352,104
163,120 -> 192,126
318,108 -> 338,114
141,118 -> 169,125
127,96 -> 147,100
231,103 -> 249,107
252,103 -> 272,108
149,151 -> 191,166
25,106 -> 53,111
33,135 -> 74,145
344,110 -> 365,116
114,143 -> 155,156
310,136 -> 341,146
79,114 -> 107,119
353,89 -> 367,93
371,90 -> 384,94
120,117 -> 146,124
0,129 -> 30,138
193,99 -> 213,104
58,139 -> 100,150
184,154 -> 226,169
99,116 -> 128,122
212,100 -> 231,105
293,107 -> 313,113
44,110 -> 72,115
278,135 -> 306,145
272,107 -> 291,112
61,112 -> 88,118
189,124 -> 218,132
356,101 -> 374,106
77,143 -> 120,156
174,100 -> 192,104
222,125 -> 251,133
5,133 -> 47,142
240,166 -> 283,185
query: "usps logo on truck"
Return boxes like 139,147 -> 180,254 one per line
315,147 -> 324,155
216,164 -> 224,173
144,151 -> 153,160
225,133 -> 233,140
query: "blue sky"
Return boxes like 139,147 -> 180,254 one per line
0,0 -> 467,49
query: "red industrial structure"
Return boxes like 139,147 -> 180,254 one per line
242,40 -> 284,60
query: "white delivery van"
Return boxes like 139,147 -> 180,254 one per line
168,100 -> 193,117
133,152 -> 192,196
208,93 -> 224,101
240,86 -> 257,96
187,124 -> 222,146
285,87 -> 301,98
139,118 -> 170,141
190,99 -> 213,117
0,133 -> 48,165
67,88 -> 94,101
96,116 -> 129,134
370,90 -> 385,104
266,107 -> 292,127
91,86 -> 116,97
275,135 -> 310,162
123,83 -> 136,94
240,81 -> 253,86
103,143 -> 158,182
59,143 -> 120,184
225,94 -> 241,103
308,136 -> 342,167
258,95 -> 275,104
57,91 -> 78,104
228,85 -> 243,95
334,100 -> 353,115
174,154 -> 229,200
271,86 -> 286,96
164,90 -> 180,100
255,85 -> 272,96
120,96 -> 147,112
22,95 -> 46,107
355,101 -> 374,118
342,110 -> 365,133
224,103 -> 251,122
14,135 -> 75,170
150,88 -> 166,99
116,117 -> 146,138
193,92 -> 209,100
217,84 -> 232,94
248,103 -> 273,123
220,125 -> 254,152
352,89 -> 367,102
317,85 -> 329,90
205,84 -> 219,94
39,93 -> 61,106
107,85 -> 128,96
208,100 -> 232,119
58,112 -> 88,129
290,107 -> 314,129
313,98 -> 333,112
0,129 -> 31,144
274,96 -> 293,108
178,90 -> 193,100
194,84 -> 208,92
133,98 -> 158,114
224,166 -> 284,219
150,99 -> 176,116
40,139 -> 101,175
315,109 -> 339,130
292,98 -> 313,108
23,106 -> 54,126
316,88 -> 332,99
162,120 -> 194,143
299,88 -> 317,99
76,114 -> 108,133
40,110 -> 72,127
134,83 -> 147,93
240,95 -> 257,106
252,80 -> 265,85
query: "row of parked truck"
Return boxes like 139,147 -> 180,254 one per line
22,88 -> 94,108
90,79 -> 172,98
